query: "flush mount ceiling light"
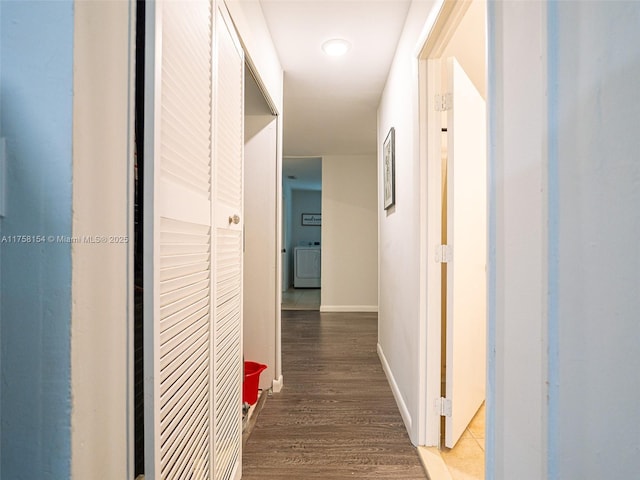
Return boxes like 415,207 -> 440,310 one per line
322,38 -> 351,57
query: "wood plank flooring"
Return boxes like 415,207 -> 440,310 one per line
242,311 -> 427,479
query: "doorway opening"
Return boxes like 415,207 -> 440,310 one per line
419,0 -> 487,478
281,157 -> 322,311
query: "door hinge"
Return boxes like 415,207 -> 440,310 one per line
436,397 -> 452,417
435,93 -> 453,112
435,244 -> 453,263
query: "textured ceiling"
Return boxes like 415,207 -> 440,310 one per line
259,0 -> 412,156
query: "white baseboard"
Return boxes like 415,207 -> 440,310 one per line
272,374 -> 283,393
377,343 -> 412,433
319,305 -> 378,313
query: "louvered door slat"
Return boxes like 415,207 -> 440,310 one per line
160,278 -> 209,307
160,289 -> 209,321
161,376 -> 208,455
160,251 -> 209,268
160,361 -> 208,429
160,306 -> 208,341
160,320 -> 208,370
161,270 -> 209,293
162,400 -> 208,479
160,339 -> 208,404
160,300 -> 209,334
161,230 -> 210,244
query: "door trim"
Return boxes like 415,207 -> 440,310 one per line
417,0 -> 479,448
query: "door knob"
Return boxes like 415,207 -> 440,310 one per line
229,214 -> 240,225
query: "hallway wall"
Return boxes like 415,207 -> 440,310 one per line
376,0 -> 437,444
321,154 -> 377,312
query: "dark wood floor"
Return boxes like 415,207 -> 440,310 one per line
242,310 -> 427,479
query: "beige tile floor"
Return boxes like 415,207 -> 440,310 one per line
281,287 -> 320,310
440,403 -> 485,479
419,403 -> 485,480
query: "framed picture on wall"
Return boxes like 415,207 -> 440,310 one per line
301,213 -> 322,226
383,127 -> 395,209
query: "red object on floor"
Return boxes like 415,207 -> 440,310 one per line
243,361 -> 267,405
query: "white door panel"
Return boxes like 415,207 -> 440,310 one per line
144,1 -> 214,478
212,6 -> 244,480
144,2 -> 244,479
445,57 -> 487,448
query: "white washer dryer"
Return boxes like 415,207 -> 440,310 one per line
293,246 -> 321,288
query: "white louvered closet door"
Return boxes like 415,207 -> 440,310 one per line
144,1 -> 215,479
212,6 -> 244,480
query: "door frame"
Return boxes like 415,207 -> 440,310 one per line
417,0 -> 484,447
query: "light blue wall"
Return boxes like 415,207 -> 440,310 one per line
487,1 -> 640,478
291,189 -> 321,248
550,2 -> 640,478
0,1 -> 73,478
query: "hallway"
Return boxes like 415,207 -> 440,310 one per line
242,311 -> 427,479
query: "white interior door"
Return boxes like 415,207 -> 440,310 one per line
444,57 -> 487,448
144,0 -> 215,478
212,6 -> 244,480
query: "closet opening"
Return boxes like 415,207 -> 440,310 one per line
241,59 -> 282,442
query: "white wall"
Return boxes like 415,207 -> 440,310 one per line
488,1 -> 640,478
71,1 -> 133,478
321,155 -> 378,312
376,0 -> 437,444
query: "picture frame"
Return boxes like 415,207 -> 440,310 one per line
301,213 -> 321,226
383,127 -> 395,209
